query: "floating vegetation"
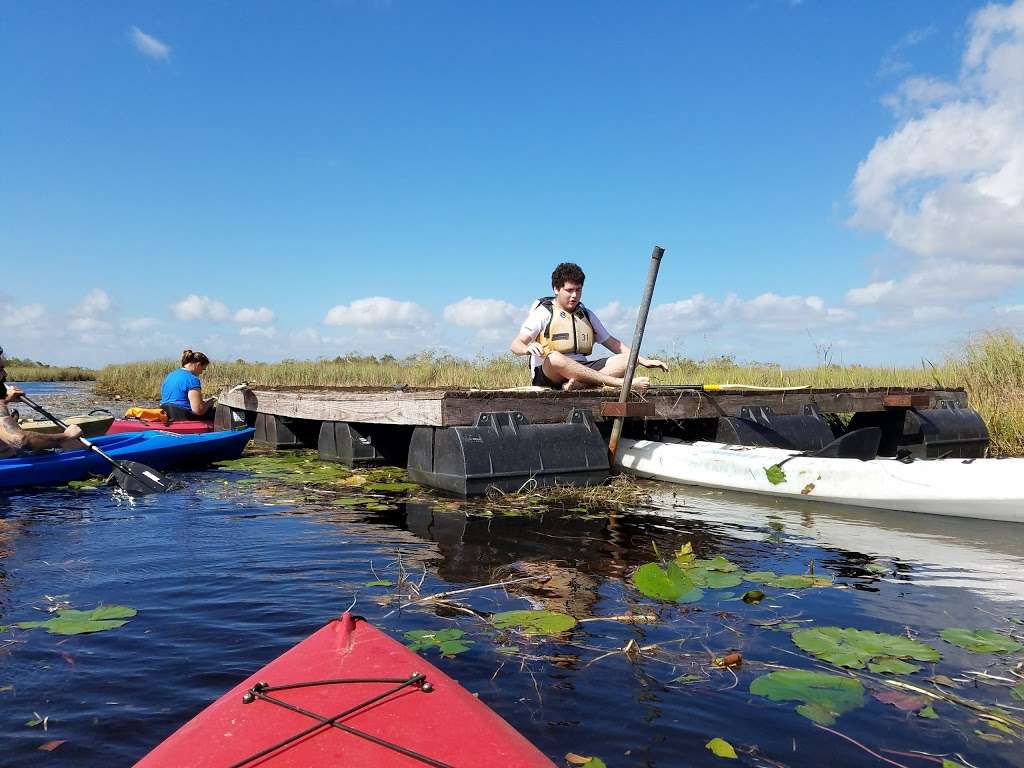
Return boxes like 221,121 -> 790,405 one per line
484,473 -> 651,512
743,571 -> 832,589
491,610 -> 577,636
705,737 -> 737,759
749,670 -> 865,725
791,627 -> 940,671
15,605 -> 137,635
940,628 -> 1023,654
403,628 -> 473,657
764,465 -> 786,485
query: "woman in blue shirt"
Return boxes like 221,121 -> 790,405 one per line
160,349 -> 216,421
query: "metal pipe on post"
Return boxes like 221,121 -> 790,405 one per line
607,245 -> 665,465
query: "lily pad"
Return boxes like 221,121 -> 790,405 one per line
749,669 -> 864,725
364,579 -> 393,587
632,562 -> 701,602
687,568 -> 743,590
492,610 -> 577,636
331,496 -> 375,507
693,556 -> 740,573
940,628 -> 1023,654
705,738 -> 737,759
792,627 -> 940,669
404,628 -> 473,656
16,605 -> 137,636
741,590 -> 765,604
744,571 -> 831,590
867,657 -> 922,675
765,465 -> 786,485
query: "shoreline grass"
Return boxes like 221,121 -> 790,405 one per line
89,331 -> 1024,455
6,364 -> 96,382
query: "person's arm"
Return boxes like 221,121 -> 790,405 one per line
510,329 -> 546,358
187,388 -> 215,415
0,390 -> 83,450
600,336 -> 669,371
510,308 -> 547,358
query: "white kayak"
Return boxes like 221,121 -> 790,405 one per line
615,438 -> 1024,523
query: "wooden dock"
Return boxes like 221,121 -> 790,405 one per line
214,384 -> 976,496
217,384 -> 968,427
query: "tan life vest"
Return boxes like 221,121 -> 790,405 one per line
532,297 -> 595,356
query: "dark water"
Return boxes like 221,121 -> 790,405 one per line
2,384 -> 1023,767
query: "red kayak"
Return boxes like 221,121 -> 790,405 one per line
108,418 -> 213,435
134,613 -> 555,767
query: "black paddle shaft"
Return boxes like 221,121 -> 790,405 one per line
16,393 -> 172,494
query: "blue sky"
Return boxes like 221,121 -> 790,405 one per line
3,0 -> 1023,367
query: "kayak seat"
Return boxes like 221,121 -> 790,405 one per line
808,427 -> 881,461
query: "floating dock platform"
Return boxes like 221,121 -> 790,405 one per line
215,385 -> 984,496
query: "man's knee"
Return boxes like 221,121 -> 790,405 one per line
542,353 -> 570,381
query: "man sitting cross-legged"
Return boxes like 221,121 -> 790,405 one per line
509,262 -> 668,392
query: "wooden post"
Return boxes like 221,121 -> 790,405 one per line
607,245 -> 665,465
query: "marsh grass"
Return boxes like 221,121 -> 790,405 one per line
6,363 -> 95,382
95,332 -> 1024,454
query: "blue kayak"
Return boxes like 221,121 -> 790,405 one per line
0,428 -> 255,489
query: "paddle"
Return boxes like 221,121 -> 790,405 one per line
16,393 -> 173,494
647,384 -> 811,392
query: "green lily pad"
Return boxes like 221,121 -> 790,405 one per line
693,555 -> 739,572
364,579 -> 393,587
744,571 -> 831,589
632,562 -> 699,602
864,563 -> 889,574
16,605 -> 137,635
688,568 -> 743,590
750,669 -> 864,725
491,610 -> 577,636
765,465 -> 786,484
792,627 -> 940,669
741,590 -> 765,604
867,657 -> 922,675
919,705 -> 938,719
581,759 -> 606,768
940,628 -> 1023,654
705,738 -> 737,759
404,628 -> 473,656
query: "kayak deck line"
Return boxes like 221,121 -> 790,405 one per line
235,671 -> 450,768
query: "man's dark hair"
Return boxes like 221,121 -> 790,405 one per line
551,262 -> 585,289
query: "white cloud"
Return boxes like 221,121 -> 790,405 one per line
233,307 -> 275,325
171,294 -> 230,322
442,297 -> 521,328
0,302 -> 46,330
130,26 -> 171,60
68,288 -> 113,333
123,317 -> 158,331
239,326 -> 277,338
850,0 -> 1024,263
846,281 -> 896,306
323,297 -> 432,328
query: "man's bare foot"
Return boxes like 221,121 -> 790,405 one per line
561,378 -> 586,392
629,376 -> 651,393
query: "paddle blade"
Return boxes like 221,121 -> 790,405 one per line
110,461 -> 175,494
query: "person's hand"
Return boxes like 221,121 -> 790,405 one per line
640,357 -> 669,372
526,341 -> 547,358
63,424 -> 83,440
3,385 -> 24,404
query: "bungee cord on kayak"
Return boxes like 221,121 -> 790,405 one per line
231,673 -> 451,768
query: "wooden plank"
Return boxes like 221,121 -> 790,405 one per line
219,386 -> 969,427
218,387 -> 446,426
599,402 -> 657,418
882,394 -> 932,408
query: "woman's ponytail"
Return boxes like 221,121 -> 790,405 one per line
181,349 -> 211,367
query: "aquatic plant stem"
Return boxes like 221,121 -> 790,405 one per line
812,723 -> 911,768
